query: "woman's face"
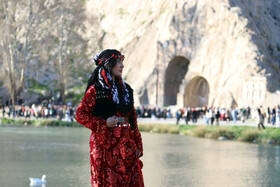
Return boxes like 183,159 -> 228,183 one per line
111,59 -> 124,78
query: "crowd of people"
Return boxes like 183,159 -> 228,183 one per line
135,105 -> 280,127
0,97 -> 76,123
1,97 -> 280,127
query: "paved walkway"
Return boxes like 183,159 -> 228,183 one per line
138,117 -> 280,128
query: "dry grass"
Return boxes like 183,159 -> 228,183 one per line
206,127 -> 235,139
138,123 -> 179,134
238,128 -> 260,142
193,126 -> 207,137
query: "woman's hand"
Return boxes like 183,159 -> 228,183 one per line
106,115 -> 118,128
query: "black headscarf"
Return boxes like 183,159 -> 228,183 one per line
85,49 -> 133,114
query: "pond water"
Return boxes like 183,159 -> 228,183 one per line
0,126 -> 280,187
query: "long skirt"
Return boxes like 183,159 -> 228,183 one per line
89,126 -> 144,187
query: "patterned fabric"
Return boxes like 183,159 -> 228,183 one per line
75,85 -> 144,187
98,68 -> 130,106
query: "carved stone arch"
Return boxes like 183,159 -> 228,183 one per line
184,76 -> 209,107
164,56 -> 190,106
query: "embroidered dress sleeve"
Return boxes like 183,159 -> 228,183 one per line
75,85 -> 107,132
132,107 -> 143,157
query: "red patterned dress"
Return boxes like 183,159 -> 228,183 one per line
75,85 -> 144,187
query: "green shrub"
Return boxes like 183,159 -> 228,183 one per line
179,125 -> 196,131
66,91 -> 84,106
230,126 -> 246,137
1,118 -> 16,124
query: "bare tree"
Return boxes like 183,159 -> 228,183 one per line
1,0 -> 18,104
58,0 -> 66,105
19,0 -> 33,94
46,0 -> 88,104
0,0 -> 96,105
0,0 -> 34,104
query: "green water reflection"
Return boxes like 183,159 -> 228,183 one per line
0,126 -> 280,187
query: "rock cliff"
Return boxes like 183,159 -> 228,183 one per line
86,0 -> 280,107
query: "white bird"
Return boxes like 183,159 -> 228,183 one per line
29,175 -> 46,186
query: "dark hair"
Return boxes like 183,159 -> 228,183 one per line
85,49 -> 121,93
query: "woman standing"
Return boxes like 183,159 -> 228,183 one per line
75,49 -> 144,187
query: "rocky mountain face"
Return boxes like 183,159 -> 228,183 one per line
86,0 -> 280,107
1,0 -> 279,108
